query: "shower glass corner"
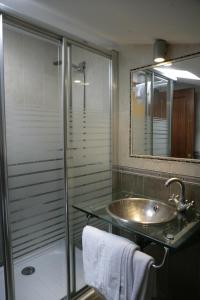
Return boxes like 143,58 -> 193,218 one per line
0,14 -> 112,300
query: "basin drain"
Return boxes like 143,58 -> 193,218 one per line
21,266 -> 35,275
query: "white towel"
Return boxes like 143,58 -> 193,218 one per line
130,251 -> 156,300
82,225 -> 155,300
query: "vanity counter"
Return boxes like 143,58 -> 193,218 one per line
73,198 -> 200,249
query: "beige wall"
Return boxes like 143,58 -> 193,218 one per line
117,43 -> 200,177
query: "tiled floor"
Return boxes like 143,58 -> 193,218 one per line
0,240 -> 85,300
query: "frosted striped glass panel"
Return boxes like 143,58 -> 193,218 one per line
131,71 -> 152,154
153,75 -> 169,156
131,70 -> 170,156
153,118 -> 168,156
68,46 -> 112,245
4,25 -> 66,261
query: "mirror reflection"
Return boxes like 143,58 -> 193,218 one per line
130,54 -> 200,159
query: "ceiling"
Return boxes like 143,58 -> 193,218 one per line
151,55 -> 200,86
1,0 -> 200,48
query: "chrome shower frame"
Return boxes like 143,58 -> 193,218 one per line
0,14 -> 15,300
0,7 -> 115,300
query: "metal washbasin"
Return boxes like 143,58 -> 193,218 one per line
106,198 -> 178,225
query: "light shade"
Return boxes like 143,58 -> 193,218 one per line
153,39 -> 168,63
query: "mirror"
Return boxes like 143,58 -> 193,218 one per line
130,53 -> 200,160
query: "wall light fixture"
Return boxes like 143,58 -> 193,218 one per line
153,39 -> 168,63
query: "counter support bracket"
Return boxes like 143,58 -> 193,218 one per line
152,246 -> 169,269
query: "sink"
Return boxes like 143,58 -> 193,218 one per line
106,198 -> 178,225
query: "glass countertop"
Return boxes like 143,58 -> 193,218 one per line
73,198 -> 200,249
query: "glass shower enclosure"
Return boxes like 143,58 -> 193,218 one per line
0,12 -> 112,300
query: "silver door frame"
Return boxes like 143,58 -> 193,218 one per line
0,13 -> 15,300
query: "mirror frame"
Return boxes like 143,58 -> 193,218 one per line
129,50 -> 200,164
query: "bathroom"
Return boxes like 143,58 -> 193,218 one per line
0,1 -> 200,300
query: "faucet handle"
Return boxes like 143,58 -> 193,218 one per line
168,194 -> 179,205
177,200 -> 194,212
185,200 -> 194,210
168,193 -> 175,202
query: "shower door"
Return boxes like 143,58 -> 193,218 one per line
67,44 -> 112,295
1,20 -> 70,300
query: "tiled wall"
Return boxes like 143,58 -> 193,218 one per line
113,165 -> 200,211
112,165 -> 200,299
110,44 -> 200,300
111,43 -> 200,213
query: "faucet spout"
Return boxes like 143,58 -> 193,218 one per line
165,177 -> 185,205
165,177 -> 194,212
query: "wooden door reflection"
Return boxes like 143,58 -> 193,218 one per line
171,88 -> 195,158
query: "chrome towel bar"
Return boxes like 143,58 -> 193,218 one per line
152,246 -> 169,269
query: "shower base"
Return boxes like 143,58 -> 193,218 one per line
0,239 -> 85,300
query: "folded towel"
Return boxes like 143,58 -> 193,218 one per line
82,225 -> 155,300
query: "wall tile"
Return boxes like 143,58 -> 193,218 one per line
185,183 -> 200,211
112,170 -> 119,192
143,176 -> 170,202
115,167 -> 200,208
120,172 -> 143,196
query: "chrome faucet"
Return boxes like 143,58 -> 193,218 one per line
165,177 -> 194,212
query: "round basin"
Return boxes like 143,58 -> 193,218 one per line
107,198 -> 177,225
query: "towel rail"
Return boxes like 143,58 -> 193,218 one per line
152,246 -> 169,269
85,212 -> 169,270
